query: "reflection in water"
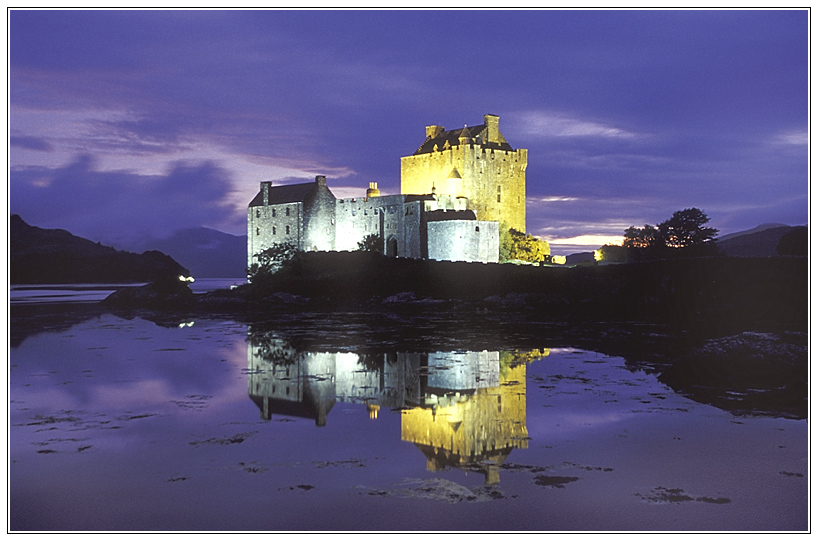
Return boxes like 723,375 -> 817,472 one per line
247,329 -> 547,484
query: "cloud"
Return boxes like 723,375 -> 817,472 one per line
10,135 -> 53,151
10,155 -> 241,243
772,129 -> 808,147
507,110 -> 639,140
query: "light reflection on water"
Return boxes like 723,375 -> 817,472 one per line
9,315 -> 808,532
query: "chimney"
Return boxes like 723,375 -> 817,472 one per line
315,175 -> 327,187
366,182 -> 380,198
484,114 -> 500,143
261,181 -> 272,206
426,125 -> 445,139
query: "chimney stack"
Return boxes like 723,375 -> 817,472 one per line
261,181 -> 272,206
366,182 -> 380,198
484,114 -> 500,143
315,175 -> 327,187
426,125 -> 445,139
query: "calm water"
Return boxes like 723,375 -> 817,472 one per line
10,279 -> 246,304
9,298 -> 808,531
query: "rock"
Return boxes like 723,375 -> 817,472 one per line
660,332 -> 807,418
102,277 -> 195,309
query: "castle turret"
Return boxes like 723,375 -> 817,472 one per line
458,125 -> 472,146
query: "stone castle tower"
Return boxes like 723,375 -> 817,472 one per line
400,114 -> 527,233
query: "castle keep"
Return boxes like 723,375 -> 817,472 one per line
248,114 -> 526,268
401,114 -> 526,233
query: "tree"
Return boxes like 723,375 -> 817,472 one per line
246,243 -> 297,284
357,233 -> 381,252
500,228 -> 550,263
657,208 -> 718,249
623,224 -> 660,249
595,244 -> 627,263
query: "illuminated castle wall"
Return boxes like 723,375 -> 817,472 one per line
400,114 -> 527,233
247,114 -> 523,267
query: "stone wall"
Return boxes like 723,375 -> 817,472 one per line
335,194 -> 424,257
301,178 -> 336,253
247,201 -> 303,268
427,220 -> 499,263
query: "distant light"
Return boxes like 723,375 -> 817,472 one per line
593,250 -> 602,261
178,275 -> 195,282
178,321 -> 194,328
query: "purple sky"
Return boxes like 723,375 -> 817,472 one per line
9,9 -> 808,254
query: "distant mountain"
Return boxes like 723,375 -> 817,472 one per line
717,223 -> 789,243
122,227 -> 248,278
716,225 -> 804,257
10,215 -> 189,284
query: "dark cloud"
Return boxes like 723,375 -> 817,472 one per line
10,155 -> 239,243
10,135 -> 53,151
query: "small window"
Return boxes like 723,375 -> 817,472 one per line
256,228 -> 260,236
256,209 -> 260,218
272,208 -> 276,217
497,194 -> 501,203
286,207 -> 290,217
272,226 -> 276,235
285,225 -> 290,235
475,226 -> 480,232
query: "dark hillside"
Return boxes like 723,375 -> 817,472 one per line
11,215 -> 189,284
715,225 -> 798,257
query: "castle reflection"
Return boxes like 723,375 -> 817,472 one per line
247,329 -> 548,484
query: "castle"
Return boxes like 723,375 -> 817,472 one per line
247,114 -> 527,268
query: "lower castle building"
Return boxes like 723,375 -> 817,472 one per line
247,114 -> 525,267
247,175 -> 500,267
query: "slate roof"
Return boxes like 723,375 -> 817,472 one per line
425,209 -> 477,222
413,123 -> 514,155
248,182 -> 318,207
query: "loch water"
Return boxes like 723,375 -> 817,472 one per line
9,290 -> 808,532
